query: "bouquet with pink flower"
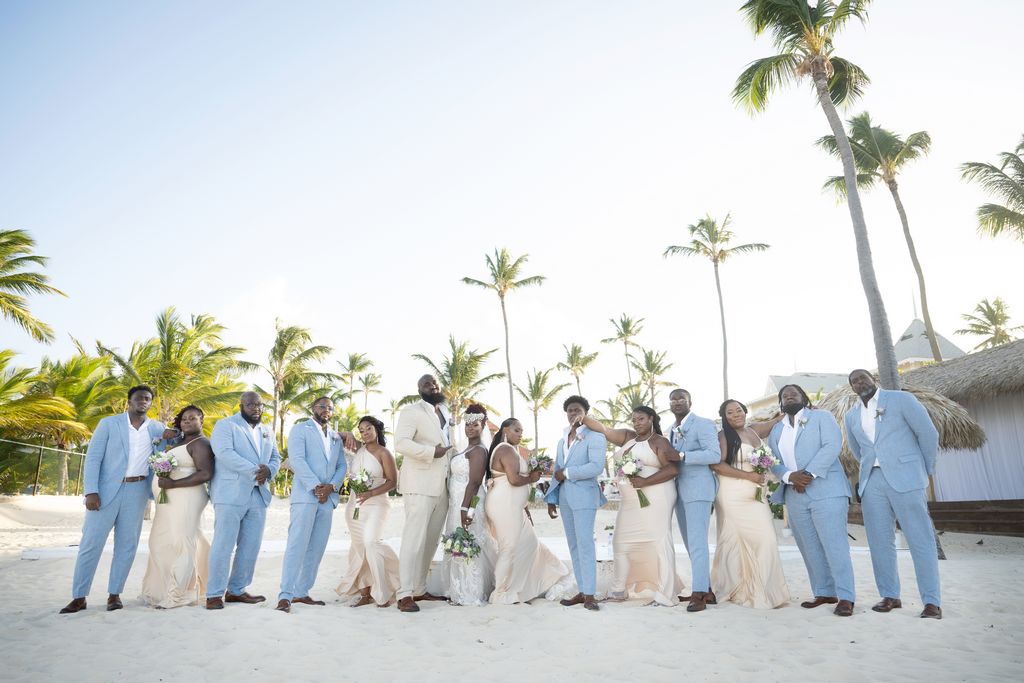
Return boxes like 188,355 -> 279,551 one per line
615,450 -> 650,508
148,452 -> 178,504
347,468 -> 372,519
749,443 -> 779,502
441,526 -> 482,563
528,454 -> 555,502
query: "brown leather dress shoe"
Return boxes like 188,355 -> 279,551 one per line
834,599 -> 854,617
872,597 -> 902,613
583,595 -> 600,611
704,590 -> 717,605
801,596 -> 839,609
686,593 -> 708,613
106,594 -> 123,611
205,597 -> 224,610
351,594 -> 375,608
275,599 -> 291,613
397,597 -> 420,613
225,592 -> 266,604
920,604 -> 942,619
413,592 -> 446,602
559,592 -> 585,607
59,598 -> 87,614
291,596 -> 326,606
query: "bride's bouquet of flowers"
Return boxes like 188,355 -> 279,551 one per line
749,444 -> 780,502
148,451 -> 178,504
528,454 -> 555,502
616,451 -> 650,508
441,526 -> 482,564
347,468 -> 372,519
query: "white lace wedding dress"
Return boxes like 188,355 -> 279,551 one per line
443,446 -> 496,605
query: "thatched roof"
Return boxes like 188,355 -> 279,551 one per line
817,384 -> 987,479
902,339 -> 1024,403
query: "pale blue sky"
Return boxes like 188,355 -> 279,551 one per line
3,2 -> 1023,442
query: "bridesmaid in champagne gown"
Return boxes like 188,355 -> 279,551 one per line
141,406 -> 213,608
583,408 -> 683,605
336,416 -> 400,607
485,418 -> 569,604
710,400 -> 790,609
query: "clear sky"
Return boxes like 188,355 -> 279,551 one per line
3,1 -> 1023,445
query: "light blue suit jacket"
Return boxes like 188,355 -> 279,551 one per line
844,389 -> 938,496
768,408 -> 850,504
666,413 -> 720,503
286,420 -> 348,507
544,426 -> 608,510
209,413 -> 281,506
83,413 -> 166,506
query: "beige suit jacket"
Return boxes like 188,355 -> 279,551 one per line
395,400 -> 450,496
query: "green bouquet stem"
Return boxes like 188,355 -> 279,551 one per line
636,488 -> 650,508
157,476 -> 170,504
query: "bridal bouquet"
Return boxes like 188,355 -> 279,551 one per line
347,468 -> 372,519
442,526 -> 482,564
148,452 -> 178,504
616,451 -> 650,508
749,444 -> 780,502
528,454 -> 555,502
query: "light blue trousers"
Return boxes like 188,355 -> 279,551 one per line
560,505 -> 597,595
786,491 -> 855,602
278,501 -> 335,601
71,480 -> 149,598
674,499 -> 712,593
862,470 -> 941,605
207,487 -> 268,598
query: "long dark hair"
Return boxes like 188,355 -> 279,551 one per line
464,404 -> 489,482
358,415 -> 387,447
487,418 -> 519,462
633,405 -> 662,436
718,399 -> 748,466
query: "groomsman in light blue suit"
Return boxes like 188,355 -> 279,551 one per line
205,391 -> 280,609
665,388 -> 721,612
275,397 -> 348,613
769,384 -> 856,617
545,395 -> 607,612
845,369 -> 942,619
61,386 -> 167,614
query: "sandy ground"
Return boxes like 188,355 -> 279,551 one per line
1,494 -> 1021,683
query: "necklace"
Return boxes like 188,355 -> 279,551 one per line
635,432 -> 654,442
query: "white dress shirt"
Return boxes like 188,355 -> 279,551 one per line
125,413 -> 153,477
561,426 -> 579,479
250,423 -> 263,455
314,421 -> 331,460
777,408 -> 804,485
860,392 -> 879,467
668,412 -> 693,459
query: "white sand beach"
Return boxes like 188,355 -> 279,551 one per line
1,495 -> 1021,683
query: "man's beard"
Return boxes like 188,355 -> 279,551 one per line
857,386 -> 878,400
421,391 -> 446,406
242,412 -> 261,425
781,402 -> 804,416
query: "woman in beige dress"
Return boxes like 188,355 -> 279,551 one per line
582,407 -> 683,605
710,399 -> 789,609
141,405 -> 212,608
485,418 -> 569,604
336,415 -> 400,607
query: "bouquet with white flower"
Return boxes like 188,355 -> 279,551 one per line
748,443 -> 780,502
347,468 -> 373,519
148,452 -> 178,504
615,451 -> 650,508
441,526 -> 482,564
528,454 -> 555,502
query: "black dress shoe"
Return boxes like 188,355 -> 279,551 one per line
872,597 -> 902,613
59,598 -> 87,614
106,594 -> 123,611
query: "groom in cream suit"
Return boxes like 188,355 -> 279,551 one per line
394,375 -> 451,613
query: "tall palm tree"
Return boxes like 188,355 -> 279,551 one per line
462,248 -> 546,418
629,348 -> 675,412
0,350 -> 85,438
733,0 -> 902,390
664,215 -> 768,400
339,353 -> 373,407
601,314 -> 645,386
960,135 -> 1024,243
256,321 -> 335,449
0,229 -> 66,343
817,113 -> 942,361
412,336 -> 505,425
955,298 -> 1023,350
358,373 -> 383,412
383,398 -> 403,439
556,344 -> 599,396
514,368 -> 570,456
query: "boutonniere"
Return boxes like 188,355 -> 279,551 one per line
875,408 -> 885,421
151,437 -> 163,449
674,426 -> 687,440
330,431 -> 340,443
261,428 -> 271,440
798,418 -> 808,428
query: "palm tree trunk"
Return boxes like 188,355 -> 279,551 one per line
623,341 -> 633,386
887,180 -> 942,362
499,295 -> 515,418
712,261 -> 729,400
364,390 -> 369,413
812,62 -> 900,389
575,375 -> 582,396
533,409 -> 540,457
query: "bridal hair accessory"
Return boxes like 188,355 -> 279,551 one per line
464,413 -> 486,424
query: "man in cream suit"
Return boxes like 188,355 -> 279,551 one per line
846,369 -> 942,619
60,386 -> 167,614
275,397 -> 348,613
394,374 -> 451,613
206,391 -> 281,609
545,395 -> 607,611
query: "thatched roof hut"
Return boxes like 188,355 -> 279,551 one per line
902,338 -> 1024,404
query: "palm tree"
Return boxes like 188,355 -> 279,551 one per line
339,353 -> 373,407
0,229 -> 66,343
256,321 -> 335,449
462,248 -> 546,418
383,398 -> 403,439
601,314 -> 645,385
515,368 -> 570,456
733,0 -> 902,390
955,298 -> 1023,350
817,113 -> 941,361
0,350 -> 86,439
358,373 -> 383,412
664,215 -> 768,400
960,135 -> 1024,243
556,344 -> 599,396
412,336 -> 505,425
629,348 -> 675,412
